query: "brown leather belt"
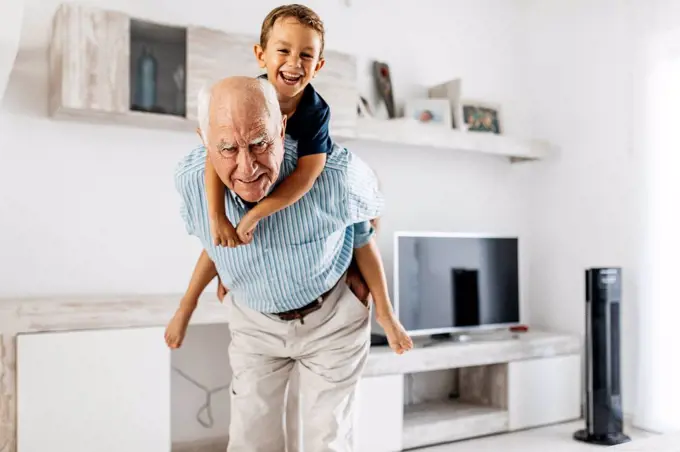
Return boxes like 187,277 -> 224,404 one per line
276,287 -> 334,323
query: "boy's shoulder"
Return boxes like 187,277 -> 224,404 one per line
298,83 -> 330,118
286,83 -> 330,139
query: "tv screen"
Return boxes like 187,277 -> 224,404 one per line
395,233 -> 520,335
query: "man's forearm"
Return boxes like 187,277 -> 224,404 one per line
353,237 -> 394,319
181,249 -> 219,309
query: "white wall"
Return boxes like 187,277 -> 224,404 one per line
630,0 -> 680,432
522,0 -> 641,416
1,0 -> 534,444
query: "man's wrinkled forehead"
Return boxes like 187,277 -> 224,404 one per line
210,96 -> 273,143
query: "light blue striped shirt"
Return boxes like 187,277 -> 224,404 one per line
175,138 -> 384,313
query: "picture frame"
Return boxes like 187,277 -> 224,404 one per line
404,99 -> 452,128
459,100 -> 502,134
428,78 -> 462,129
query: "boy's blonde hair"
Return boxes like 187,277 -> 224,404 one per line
259,4 -> 326,57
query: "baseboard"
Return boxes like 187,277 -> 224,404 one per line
172,436 -> 229,452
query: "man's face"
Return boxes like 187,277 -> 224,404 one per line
206,101 -> 287,203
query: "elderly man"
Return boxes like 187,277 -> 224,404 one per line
172,76 -> 388,451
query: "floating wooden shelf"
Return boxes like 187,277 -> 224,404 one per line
334,117 -> 556,162
48,3 -> 558,162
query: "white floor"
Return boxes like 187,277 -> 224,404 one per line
415,421 -> 653,452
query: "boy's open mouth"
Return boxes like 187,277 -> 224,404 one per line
279,71 -> 303,86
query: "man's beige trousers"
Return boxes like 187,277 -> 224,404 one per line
226,280 -> 371,452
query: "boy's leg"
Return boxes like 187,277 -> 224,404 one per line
295,281 -> 371,452
227,297 -> 294,452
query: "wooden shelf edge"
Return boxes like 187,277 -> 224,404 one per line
49,108 -> 557,163
333,118 -> 557,162
51,107 -> 195,132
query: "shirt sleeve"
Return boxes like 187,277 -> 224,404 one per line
352,221 -> 375,249
296,104 -> 333,158
174,147 -> 208,237
345,151 -> 385,224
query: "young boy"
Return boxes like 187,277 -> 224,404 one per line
165,4 -> 413,354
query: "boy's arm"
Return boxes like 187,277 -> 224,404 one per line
179,249 -> 219,310
205,154 -> 239,247
248,153 -> 326,221
353,237 -> 394,320
205,155 -> 225,224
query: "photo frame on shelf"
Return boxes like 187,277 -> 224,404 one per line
459,100 -> 502,134
404,98 -> 452,128
428,78 -> 461,129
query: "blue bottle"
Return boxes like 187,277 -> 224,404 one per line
135,45 -> 157,111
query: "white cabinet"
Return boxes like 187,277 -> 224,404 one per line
17,327 -> 171,452
353,375 -> 404,452
508,354 -> 582,430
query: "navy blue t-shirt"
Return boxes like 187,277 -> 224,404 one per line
258,74 -> 333,157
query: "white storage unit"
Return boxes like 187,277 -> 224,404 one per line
17,327 -> 171,452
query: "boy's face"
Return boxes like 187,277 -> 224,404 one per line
255,17 -> 325,100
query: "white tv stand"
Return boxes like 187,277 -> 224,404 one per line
354,330 -> 582,451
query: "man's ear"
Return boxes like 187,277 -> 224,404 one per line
313,57 -> 326,77
196,128 -> 208,148
254,44 -> 266,69
280,115 -> 288,139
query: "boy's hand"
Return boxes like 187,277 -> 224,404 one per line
211,216 -> 241,248
377,312 -> 414,355
236,212 -> 260,244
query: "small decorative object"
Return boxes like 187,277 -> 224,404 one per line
134,45 -> 158,112
404,99 -> 452,128
428,78 -> 462,128
172,65 -> 186,117
372,61 -> 396,119
357,95 -> 373,118
460,100 -> 502,134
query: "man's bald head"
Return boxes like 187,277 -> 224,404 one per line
197,76 -> 287,203
197,76 -> 281,144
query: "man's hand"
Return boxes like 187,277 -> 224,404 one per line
346,260 -> 370,303
236,211 -> 260,244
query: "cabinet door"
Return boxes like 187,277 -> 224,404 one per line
17,327 -> 170,452
508,354 -> 581,430
186,27 -> 357,135
186,27 -> 259,123
49,4 -> 130,115
353,375 -> 403,452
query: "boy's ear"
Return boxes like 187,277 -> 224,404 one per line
254,44 -> 266,69
313,57 -> 325,77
